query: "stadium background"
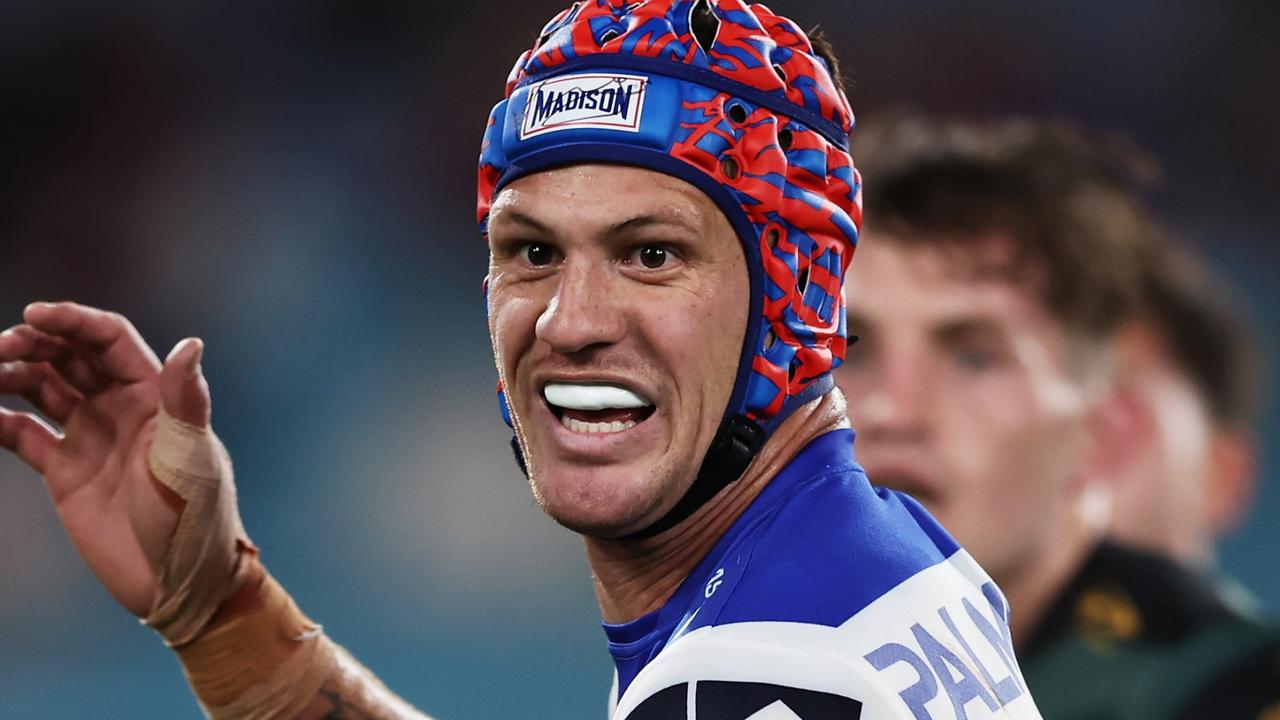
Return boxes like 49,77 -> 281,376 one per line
1,1 -> 1276,717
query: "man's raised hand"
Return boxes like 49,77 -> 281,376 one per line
0,302 -> 212,617
0,305 -> 420,717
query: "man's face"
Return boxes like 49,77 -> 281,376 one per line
486,164 -> 748,538
834,236 -> 1095,586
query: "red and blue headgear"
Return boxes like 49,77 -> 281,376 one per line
477,0 -> 862,537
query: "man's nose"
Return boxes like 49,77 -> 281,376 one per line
852,352 -> 929,440
535,260 -> 626,355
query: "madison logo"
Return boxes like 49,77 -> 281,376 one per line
520,73 -> 648,139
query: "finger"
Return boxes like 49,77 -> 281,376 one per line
0,361 -> 83,424
0,324 -> 74,363
0,406 -> 61,473
159,338 -> 210,428
0,326 -> 110,395
23,302 -> 161,383
10,327 -> 111,394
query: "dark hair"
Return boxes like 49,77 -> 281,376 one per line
806,27 -> 846,96
1137,240 -> 1266,424
855,114 -> 1267,420
855,115 -> 1161,342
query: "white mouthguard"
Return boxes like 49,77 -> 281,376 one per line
544,382 -> 651,411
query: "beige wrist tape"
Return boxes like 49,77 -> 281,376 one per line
145,408 -> 338,718
178,557 -> 338,720
144,407 -> 254,647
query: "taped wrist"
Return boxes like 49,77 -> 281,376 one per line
177,555 -> 338,720
144,407 -> 254,647
145,408 -> 339,718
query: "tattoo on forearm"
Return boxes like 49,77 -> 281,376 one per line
299,653 -> 434,720
316,685 -> 366,720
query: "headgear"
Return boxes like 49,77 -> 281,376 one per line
478,0 -> 861,537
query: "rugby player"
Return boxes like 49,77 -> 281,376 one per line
0,3 -> 1045,718
835,114 -> 1280,719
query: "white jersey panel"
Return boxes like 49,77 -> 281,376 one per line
612,552 -> 1042,720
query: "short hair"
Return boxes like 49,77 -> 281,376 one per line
855,115 -> 1161,343
854,114 -> 1266,419
1137,239 -> 1266,424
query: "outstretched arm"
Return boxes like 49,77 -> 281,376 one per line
0,302 -> 431,719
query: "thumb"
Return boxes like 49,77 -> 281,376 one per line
160,338 -> 211,428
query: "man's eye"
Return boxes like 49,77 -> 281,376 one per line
632,245 -> 671,269
951,346 -> 1000,372
521,242 -> 557,266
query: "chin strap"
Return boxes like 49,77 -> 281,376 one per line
621,415 -> 765,540
504,416 -> 764,541
509,435 -> 528,476
622,373 -> 838,539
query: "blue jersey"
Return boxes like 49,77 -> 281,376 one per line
604,429 -> 1043,719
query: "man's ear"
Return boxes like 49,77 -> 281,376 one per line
1070,381 -> 1149,534
1082,382 -> 1151,489
1205,423 -> 1258,538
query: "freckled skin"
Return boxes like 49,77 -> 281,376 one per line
486,164 -> 749,538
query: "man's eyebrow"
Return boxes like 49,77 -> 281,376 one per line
492,209 -> 700,236
493,209 -> 553,235
610,211 -> 702,235
933,317 -> 1007,344
843,311 -> 1007,341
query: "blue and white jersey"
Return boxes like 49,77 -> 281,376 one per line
604,430 -> 1042,719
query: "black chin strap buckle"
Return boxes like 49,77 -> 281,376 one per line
706,416 -> 766,483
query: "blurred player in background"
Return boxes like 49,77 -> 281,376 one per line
0,3 -> 1046,719
835,114 -> 1280,719
1109,240 -> 1262,575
